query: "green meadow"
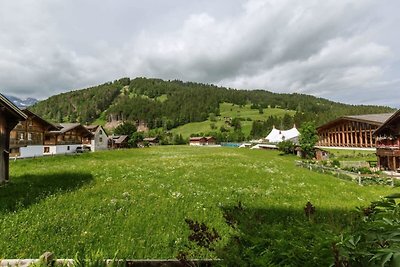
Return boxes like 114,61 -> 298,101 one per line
1,146 -> 396,263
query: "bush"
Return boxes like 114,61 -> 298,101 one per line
277,140 -> 296,155
332,159 -> 340,168
335,195 -> 400,266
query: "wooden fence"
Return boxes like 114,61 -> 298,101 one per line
295,161 -> 398,187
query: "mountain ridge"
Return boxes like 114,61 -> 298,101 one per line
29,77 -> 395,131
4,95 -> 38,108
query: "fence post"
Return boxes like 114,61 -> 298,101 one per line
358,171 -> 361,186
391,172 -> 394,187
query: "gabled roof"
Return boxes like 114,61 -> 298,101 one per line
190,137 -> 206,141
85,125 -> 99,131
50,123 -> 92,136
0,93 -> 27,120
85,125 -> 108,137
113,135 -> 129,144
22,109 -> 57,130
318,113 -> 394,131
373,109 -> 400,136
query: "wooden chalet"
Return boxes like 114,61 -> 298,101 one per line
44,123 -> 93,154
143,137 -> 159,146
110,135 -> 129,149
10,109 -> 57,157
0,94 -> 27,183
317,113 -> 393,148
373,110 -> 400,171
189,136 -> 216,146
189,137 -> 207,146
206,136 -> 216,145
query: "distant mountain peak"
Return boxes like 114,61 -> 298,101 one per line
4,95 -> 38,108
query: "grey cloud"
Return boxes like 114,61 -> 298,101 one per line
0,0 -> 399,107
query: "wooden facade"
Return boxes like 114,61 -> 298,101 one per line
189,137 -> 207,146
206,136 -> 216,145
0,94 -> 27,183
317,113 -> 393,148
374,110 -> 400,171
110,135 -> 129,149
143,137 -> 159,146
45,123 -> 92,146
10,109 -> 57,157
189,136 -> 216,146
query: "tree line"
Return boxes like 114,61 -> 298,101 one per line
30,77 -> 395,133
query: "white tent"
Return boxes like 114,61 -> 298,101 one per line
265,125 -> 300,143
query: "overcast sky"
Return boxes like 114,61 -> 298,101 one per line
1,0 -> 399,107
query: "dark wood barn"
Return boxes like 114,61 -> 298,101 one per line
0,94 -> 27,183
373,110 -> 400,171
317,113 -> 393,148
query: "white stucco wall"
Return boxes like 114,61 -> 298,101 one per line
42,144 -> 82,156
55,145 -> 81,154
19,146 -> 44,158
91,128 -> 108,151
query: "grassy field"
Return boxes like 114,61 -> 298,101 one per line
326,148 -> 377,162
171,102 -> 295,138
1,146 -> 396,261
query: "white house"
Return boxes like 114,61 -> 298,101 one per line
85,125 -> 109,152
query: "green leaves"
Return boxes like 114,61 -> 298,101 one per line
299,122 -> 318,158
335,196 -> 400,266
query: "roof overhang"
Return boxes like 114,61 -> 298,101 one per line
22,109 -> 58,130
373,109 -> 400,136
317,116 -> 385,131
0,94 -> 28,120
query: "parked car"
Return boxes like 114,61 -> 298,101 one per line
76,146 -> 91,153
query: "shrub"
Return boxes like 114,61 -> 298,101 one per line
332,159 -> 340,168
335,195 -> 400,266
277,140 -> 296,155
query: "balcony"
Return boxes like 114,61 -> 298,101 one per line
10,139 -> 43,147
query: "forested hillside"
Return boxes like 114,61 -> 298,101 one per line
30,77 -> 395,130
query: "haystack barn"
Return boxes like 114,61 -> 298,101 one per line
0,94 -> 27,183
317,113 -> 393,148
373,110 -> 400,171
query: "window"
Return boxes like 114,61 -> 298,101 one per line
99,130 -> 103,135
44,147 -> 50,153
19,132 -> 24,140
10,148 -> 20,156
67,146 -> 70,151
99,137 -> 103,143
28,133 -> 32,140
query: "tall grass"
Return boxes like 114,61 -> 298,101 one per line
1,147 -> 395,260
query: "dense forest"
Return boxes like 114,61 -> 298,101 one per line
30,77 -> 395,133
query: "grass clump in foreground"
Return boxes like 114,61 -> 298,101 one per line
1,146 -> 398,265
